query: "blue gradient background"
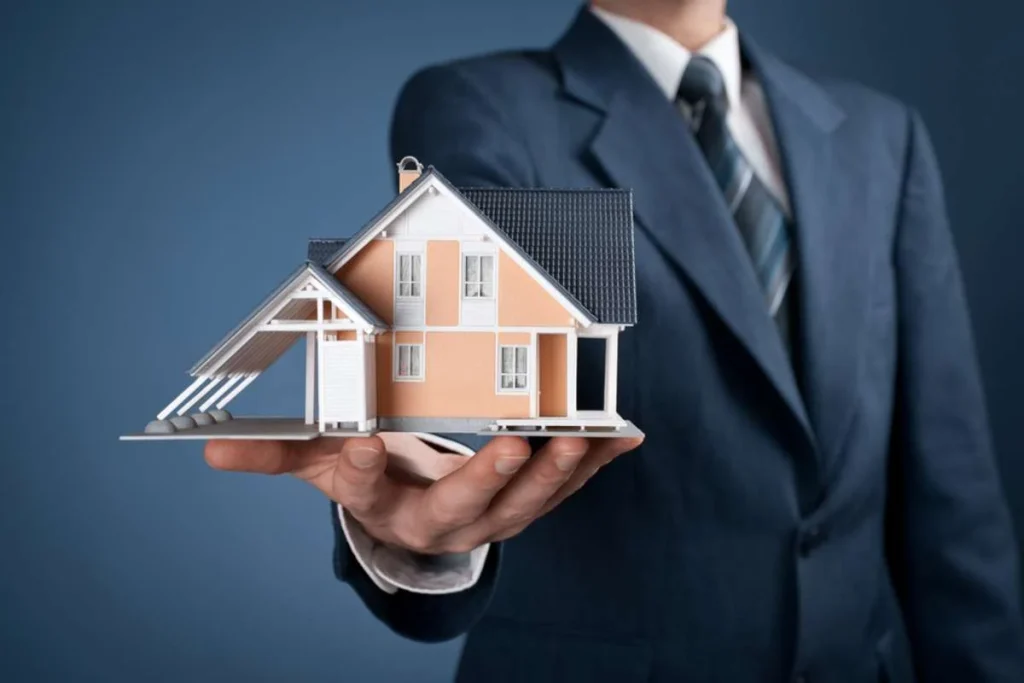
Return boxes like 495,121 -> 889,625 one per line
2,0 -> 1022,680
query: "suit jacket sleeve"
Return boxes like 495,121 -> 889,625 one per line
887,109 -> 1024,681
331,64 -> 534,643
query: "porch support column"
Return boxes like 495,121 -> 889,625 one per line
529,331 -> 539,419
317,296 -> 326,433
305,331 -> 316,425
566,330 -> 578,418
357,329 -> 368,431
604,333 -> 619,416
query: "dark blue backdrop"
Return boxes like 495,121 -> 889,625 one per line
2,1 -> 1021,680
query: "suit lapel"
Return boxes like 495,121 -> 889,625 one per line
553,10 -> 815,450
745,40 -> 869,468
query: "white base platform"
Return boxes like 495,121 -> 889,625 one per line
121,417 -> 643,441
120,418 -> 370,441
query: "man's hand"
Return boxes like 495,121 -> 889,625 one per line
204,434 -> 642,554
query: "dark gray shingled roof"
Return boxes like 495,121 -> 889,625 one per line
312,168 -> 637,325
458,187 -> 636,325
307,238 -> 347,264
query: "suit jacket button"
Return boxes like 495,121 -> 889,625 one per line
799,525 -> 825,557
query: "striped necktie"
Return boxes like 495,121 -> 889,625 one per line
676,55 -> 797,354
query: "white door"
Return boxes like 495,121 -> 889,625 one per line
321,340 -> 361,423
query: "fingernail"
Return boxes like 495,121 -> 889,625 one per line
555,450 -> 585,472
349,447 -> 381,469
495,456 -> 528,475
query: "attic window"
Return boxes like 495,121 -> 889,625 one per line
463,254 -> 494,298
397,253 -> 422,298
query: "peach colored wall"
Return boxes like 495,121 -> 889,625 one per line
317,301 -> 348,321
426,241 -> 459,326
497,251 -> 575,327
394,330 -> 424,344
498,332 -> 530,346
376,332 -> 529,418
539,334 -> 567,417
329,330 -> 357,341
336,239 -> 574,329
336,239 -> 394,325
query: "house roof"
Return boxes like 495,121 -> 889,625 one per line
189,261 -> 386,377
315,168 -> 637,325
459,187 -> 636,326
307,238 -> 347,264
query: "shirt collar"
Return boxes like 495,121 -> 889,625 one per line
590,5 -> 742,109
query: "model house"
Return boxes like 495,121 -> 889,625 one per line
124,158 -> 639,440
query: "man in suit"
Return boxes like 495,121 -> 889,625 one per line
205,1 -> 1024,680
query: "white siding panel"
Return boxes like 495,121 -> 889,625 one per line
321,341 -> 361,422
364,339 -> 377,420
395,301 -> 425,326
400,190 -> 486,238
461,299 -> 496,326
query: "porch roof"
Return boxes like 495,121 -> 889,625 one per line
188,261 -> 386,377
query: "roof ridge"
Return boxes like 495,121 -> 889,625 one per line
457,186 -> 630,194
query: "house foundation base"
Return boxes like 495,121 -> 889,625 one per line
122,417 -> 643,441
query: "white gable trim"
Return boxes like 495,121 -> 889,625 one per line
304,270 -> 383,331
325,175 -> 594,327
193,266 -> 385,377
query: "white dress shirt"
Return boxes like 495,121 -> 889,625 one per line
352,8 -> 794,596
592,6 -> 792,214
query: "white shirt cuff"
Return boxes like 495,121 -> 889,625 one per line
336,432 -> 490,595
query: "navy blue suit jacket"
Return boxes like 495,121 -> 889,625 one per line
333,9 -> 1024,682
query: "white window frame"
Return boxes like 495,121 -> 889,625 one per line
462,253 -> 495,299
497,344 -> 529,393
394,343 -> 424,381
396,253 -> 423,300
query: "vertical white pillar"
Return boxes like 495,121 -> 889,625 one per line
604,333 -> 619,416
566,330 -> 578,418
529,332 -> 539,418
305,331 -> 316,425
357,329 -> 368,431
317,297 -> 326,432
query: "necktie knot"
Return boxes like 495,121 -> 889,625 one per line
676,55 -> 728,113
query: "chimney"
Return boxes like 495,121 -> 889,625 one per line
397,156 -> 423,193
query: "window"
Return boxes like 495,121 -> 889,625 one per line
463,254 -> 494,298
395,344 -> 424,380
499,345 -> 529,391
397,253 -> 422,298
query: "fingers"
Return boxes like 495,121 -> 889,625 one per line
482,437 -> 588,526
204,439 -> 304,474
418,436 -> 531,531
328,436 -> 399,520
441,437 -> 588,549
205,437 -> 397,519
488,435 -> 643,543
